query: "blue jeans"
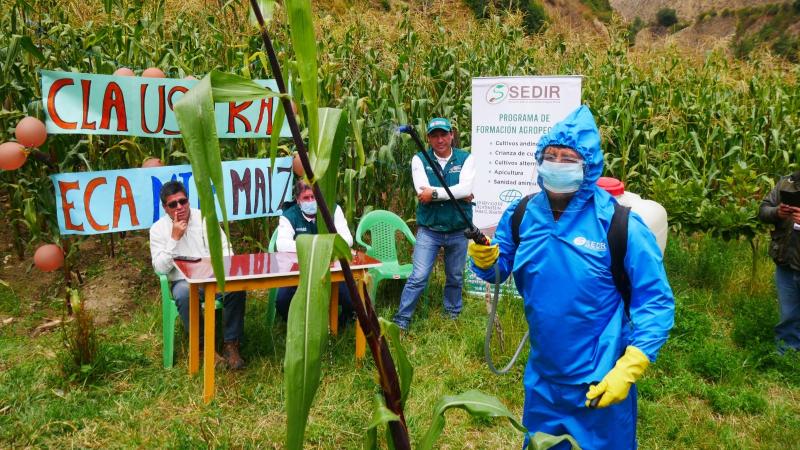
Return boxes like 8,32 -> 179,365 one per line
275,283 -> 354,326
393,226 -> 468,330
774,265 -> 800,353
171,280 -> 246,343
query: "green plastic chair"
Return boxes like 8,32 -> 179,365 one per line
159,273 -> 222,369
355,210 -> 417,301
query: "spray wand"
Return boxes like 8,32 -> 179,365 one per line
396,125 -> 489,245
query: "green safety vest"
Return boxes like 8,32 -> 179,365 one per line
282,204 -> 318,236
416,147 -> 473,233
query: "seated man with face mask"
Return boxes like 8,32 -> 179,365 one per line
274,180 -> 355,325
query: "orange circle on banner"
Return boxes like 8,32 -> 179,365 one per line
113,67 -> 135,76
0,142 -> 27,170
15,117 -> 47,148
34,244 -> 65,272
142,157 -> 164,168
142,67 -> 166,78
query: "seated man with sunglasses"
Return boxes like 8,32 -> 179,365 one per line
149,180 -> 247,370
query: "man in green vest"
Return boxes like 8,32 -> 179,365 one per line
275,180 -> 355,325
393,117 -> 476,331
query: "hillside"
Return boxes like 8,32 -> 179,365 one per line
609,0 -> 781,23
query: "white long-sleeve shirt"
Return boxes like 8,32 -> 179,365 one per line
411,150 -> 475,200
150,208 -> 232,281
275,205 -> 353,252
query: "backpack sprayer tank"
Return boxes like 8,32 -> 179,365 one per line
597,177 -> 668,255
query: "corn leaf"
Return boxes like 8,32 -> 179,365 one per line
284,0 -> 318,155
313,108 -> 348,233
346,97 -> 366,170
363,393 -> 401,450
418,390 -> 527,450
269,99 -> 286,170
285,233 -> 351,450
526,432 -> 582,450
248,0 -> 275,27
173,74 -> 229,292
379,317 -> 413,406
208,70 -> 280,101
174,70 -> 287,291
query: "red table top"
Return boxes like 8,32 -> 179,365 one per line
173,250 -> 381,283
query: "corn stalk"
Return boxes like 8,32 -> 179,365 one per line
248,2 -> 410,447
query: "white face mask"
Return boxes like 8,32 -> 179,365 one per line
538,160 -> 584,193
299,200 -> 317,216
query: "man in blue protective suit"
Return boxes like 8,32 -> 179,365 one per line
468,105 -> 674,450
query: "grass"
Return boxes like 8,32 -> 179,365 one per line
1,233 -> 800,448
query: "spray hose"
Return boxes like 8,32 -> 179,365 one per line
484,264 -> 529,375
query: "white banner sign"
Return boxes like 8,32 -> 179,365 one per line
470,76 -> 582,233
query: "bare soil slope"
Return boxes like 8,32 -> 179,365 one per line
610,0 -> 782,23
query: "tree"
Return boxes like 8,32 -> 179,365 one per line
656,8 -> 678,27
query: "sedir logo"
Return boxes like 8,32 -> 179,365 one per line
572,236 -> 607,251
486,83 -> 508,104
499,189 -> 522,203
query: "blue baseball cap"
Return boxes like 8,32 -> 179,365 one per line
426,117 -> 452,134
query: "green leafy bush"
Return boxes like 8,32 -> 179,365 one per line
687,342 -> 742,383
463,0 -> 548,34
669,303 -> 713,350
626,17 -> 644,46
656,8 -> 678,27
580,0 -> 613,23
0,282 -> 20,316
704,386 -> 767,415
772,34 -> 800,63
731,292 -> 778,351
521,0 -> 548,34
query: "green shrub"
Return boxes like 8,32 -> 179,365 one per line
795,0 -> 800,13
670,303 -> 713,350
579,0 -> 613,23
772,34 -> 800,63
757,350 -> 800,386
656,8 -> 678,27
766,4 -> 780,15
463,0 -> 548,34
733,37 -> 755,58
0,282 -> 20,315
521,0 -> 548,34
60,295 -> 98,384
664,235 -> 736,290
687,342 -> 742,383
704,386 -> 767,415
731,292 -> 777,351
626,16 -> 645,46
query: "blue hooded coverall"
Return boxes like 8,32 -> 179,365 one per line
471,106 -> 675,449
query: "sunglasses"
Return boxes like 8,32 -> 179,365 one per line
166,198 -> 189,209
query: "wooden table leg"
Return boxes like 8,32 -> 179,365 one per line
355,276 -> 366,360
329,282 -> 339,336
203,284 -> 216,404
189,283 -> 200,374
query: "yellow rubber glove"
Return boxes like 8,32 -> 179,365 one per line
585,346 -> 650,409
468,240 -> 499,269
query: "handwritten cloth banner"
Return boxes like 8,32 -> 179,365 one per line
50,157 -> 294,235
41,70 -> 291,139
